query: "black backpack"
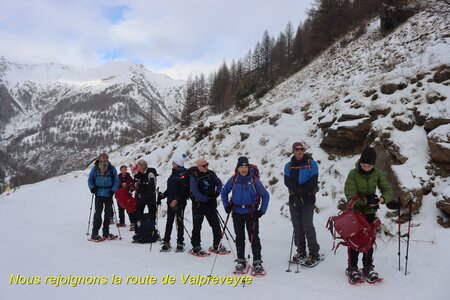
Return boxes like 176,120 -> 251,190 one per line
133,213 -> 160,243
179,166 -> 198,200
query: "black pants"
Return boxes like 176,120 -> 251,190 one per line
191,202 -> 221,248
135,199 -> 156,224
116,200 -> 131,224
163,205 -> 185,244
233,212 -> 261,261
92,195 -> 113,236
348,214 -> 376,269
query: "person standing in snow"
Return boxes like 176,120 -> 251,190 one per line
88,152 -> 119,240
133,159 -> 159,228
189,158 -> 226,256
160,154 -> 188,252
284,142 -> 321,267
343,146 -> 394,283
221,156 -> 270,273
117,165 -> 135,227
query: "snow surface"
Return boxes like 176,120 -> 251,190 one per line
0,169 -> 448,300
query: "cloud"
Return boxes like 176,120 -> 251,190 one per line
0,0 -> 311,80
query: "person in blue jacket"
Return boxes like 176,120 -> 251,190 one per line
284,142 -> 321,267
189,158 -> 226,256
221,157 -> 270,273
88,152 -> 119,240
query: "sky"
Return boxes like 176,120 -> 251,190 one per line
0,0 -> 312,80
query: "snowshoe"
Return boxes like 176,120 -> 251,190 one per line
250,261 -> 266,276
289,253 -> 306,265
208,244 -> 231,255
129,224 -> 136,231
361,268 -> 383,284
233,261 -> 250,274
117,223 -> 126,227
189,247 -> 210,257
88,235 -> 105,242
346,269 -> 364,285
301,253 -> 324,268
160,243 -> 172,252
103,234 -> 119,240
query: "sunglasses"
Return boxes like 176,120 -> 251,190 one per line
199,163 -> 209,168
294,148 -> 304,152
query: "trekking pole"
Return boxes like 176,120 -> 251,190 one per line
286,228 -> 294,272
111,201 -> 122,240
405,199 -> 413,275
397,196 -> 401,272
86,193 -> 95,237
216,210 -> 236,261
209,211 -> 231,277
179,208 -> 192,241
216,209 -> 236,243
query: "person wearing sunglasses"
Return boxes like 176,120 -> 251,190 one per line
189,159 -> 226,256
284,142 -> 321,267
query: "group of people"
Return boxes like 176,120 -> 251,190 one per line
87,142 -> 394,279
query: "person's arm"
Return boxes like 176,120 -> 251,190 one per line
221,178 -> 233,208
190,176 -> 208,203
283,162 -> 298,191
88,168 -> 95,190
214,174 -> 223,194
255,179 -> 270,214
111,167 -> 119,193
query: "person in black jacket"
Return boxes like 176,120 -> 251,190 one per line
189,158 -> 226,256
160,154 -> 188,252
133,159 -> 159,235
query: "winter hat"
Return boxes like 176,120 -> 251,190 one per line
292,142 -> 304,151
360,147 -> 377,165
236,156 -> 249,169
173,153 -> 187,167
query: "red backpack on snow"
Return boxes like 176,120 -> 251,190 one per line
327,194 -> 380,253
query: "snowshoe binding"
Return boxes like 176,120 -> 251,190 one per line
346,268 -> 364,285
301,253 -> 324,268
189,246 -> 210,257
208,244 -> 231,255
160,243 -> 172,252
361,268 -> 383,284
233,261 -> 250,275
251,261 -> 266,276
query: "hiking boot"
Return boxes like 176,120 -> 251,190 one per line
129,224 -> 136,231
253,260 -> 264,273
192,246 -> 207,256
161,243 -> 171,252
235,261 -> 247,272
303,253 -> 321,267
176,243 -> 185,252
91,234 -> 102,241
362,266 -> 379,282
103,233 -> 116,239
346,268 -> 363,283
292,252 -> 306,263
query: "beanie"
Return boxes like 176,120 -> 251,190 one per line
173,153 -> 187,167
292,142 -> 304,151
236,156 -> 249,169
360,147 -> 377,165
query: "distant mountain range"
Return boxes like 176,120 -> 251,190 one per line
0,57 -> 185,182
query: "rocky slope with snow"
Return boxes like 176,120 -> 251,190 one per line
107,1 -> 450,226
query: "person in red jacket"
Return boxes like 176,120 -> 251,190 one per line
117,165 -> 135,227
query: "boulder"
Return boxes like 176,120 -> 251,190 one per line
424,117 -> 450,132
433,65 -> 450,83
380,83 -> 398,95
321,117 -> 371,150
392,115 -> 414,131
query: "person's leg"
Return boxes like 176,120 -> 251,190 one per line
233,213 -> 246,260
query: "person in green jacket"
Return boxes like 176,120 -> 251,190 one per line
344,147 -> 393,283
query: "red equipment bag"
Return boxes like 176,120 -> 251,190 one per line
115,188 -> 137,214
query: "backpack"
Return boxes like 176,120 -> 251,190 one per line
327,194 -> 380,253
133,213 -> 160,243
179,166 -> 198,200
114,188 -> 137,214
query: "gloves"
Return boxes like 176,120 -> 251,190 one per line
225,205 -> 232,214
366,194 -> 380,208
90,187 -> 97,194
255,210 -> 264,219
386,200 -> 401,210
